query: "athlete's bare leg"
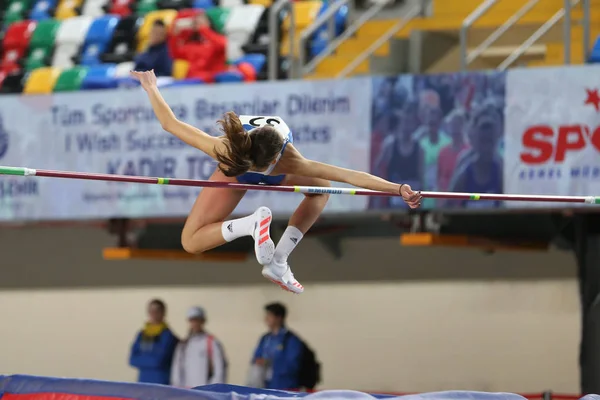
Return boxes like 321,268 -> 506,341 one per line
283,174 -> 331,234
261,175 -> 331,294
181,169 -> 246,254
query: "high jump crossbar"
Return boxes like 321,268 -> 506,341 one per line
0,166 -> 598,204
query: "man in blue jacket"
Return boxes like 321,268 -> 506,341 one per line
133,19 -> 173,77
251,303 -> 303,390
129,299 -> 179,385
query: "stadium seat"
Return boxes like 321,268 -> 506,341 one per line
192,0 -> 214,9
314,1 -> 347,37
54,65 -> 88,91
54,0 -> 84,20
224,4 -> 264,61
52,15 -> 93,68
590,35 -> 600,63
23,65 -> 61,94
106,0 -> 135,16
157,0 -> 192,9
133,0 -> 159,15
205,7 -> 229,34
29,0 -> 57,21
309,33 -> 328,59
81,0 -> 110,17
242,5 -> 274,53
79,15 -> 119,65
248,0 -> 271,7
1,20 -> 36,74
172,58 -> 189,78
234,53 -> 265,74
4,0 -> 35,24
0,70 -> 26,93
214,70 -> 243,83
100,15 -> 142,63
280,0 -> 321,57
219,0 -> 243,8
162,77 -> 203,87
136,9 -> 177,52
24,18 -> 60,70
81,63 -> 117,89
115,60 -> 134,77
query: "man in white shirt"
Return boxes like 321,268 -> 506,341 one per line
170,307 -> 227,388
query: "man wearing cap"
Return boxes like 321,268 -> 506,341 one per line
170,306 -> 227,388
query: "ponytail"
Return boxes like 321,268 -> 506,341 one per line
215,111 -> 253,177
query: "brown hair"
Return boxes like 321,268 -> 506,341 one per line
215,111 -> 285,177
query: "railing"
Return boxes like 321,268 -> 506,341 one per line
268,0 -> 295,81
459,0 -> 498,72
299,0 -> 398,78
336,2 -> 422,78
465,0 -> 541,67
497,0 -> 588,70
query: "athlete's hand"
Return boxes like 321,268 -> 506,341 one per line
400,184 -> 421,209
130,70 -> 157,91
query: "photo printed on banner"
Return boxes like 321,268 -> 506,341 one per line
369,71 -> 506,210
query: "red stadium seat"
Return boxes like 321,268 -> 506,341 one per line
1,20 -> 36,74
108,0 -> 134,16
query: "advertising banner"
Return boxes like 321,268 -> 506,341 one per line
0,78 -> 372,221
504,65 -> 600,208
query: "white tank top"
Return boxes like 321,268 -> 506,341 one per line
238,115 -> 293,175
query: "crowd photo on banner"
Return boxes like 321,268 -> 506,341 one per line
369,72 -> 506,210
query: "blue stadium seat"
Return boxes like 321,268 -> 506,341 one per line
163,78 -> 205,88
316,2 -> 347,36
80,15 -> 120,65
80,63 -> 117,89
309,33 -> 328,59
29,0 -> 57,21
193,0 -> 214,9
589,35 -> 600,63
214,70 -> 244,83
234,53 -> 266,73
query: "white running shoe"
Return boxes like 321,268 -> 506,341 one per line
252,206 -> 275,265
262,260 -> 304,294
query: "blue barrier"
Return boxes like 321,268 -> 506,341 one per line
0,375 -> 540,400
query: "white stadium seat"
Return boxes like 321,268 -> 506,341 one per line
115,61 -> 135,77
52,16 -> 94,68
82,0 -> 110,17
224,4 -> 265,61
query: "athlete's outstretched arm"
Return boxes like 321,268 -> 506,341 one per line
131,70 -> 221,158
283,146 -> 421,208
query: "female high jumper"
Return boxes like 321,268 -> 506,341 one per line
131,70 -> 422,294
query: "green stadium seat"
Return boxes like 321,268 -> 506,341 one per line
24,19 -> 61,71
3,0 -> 35,24
53,66 -> 88,91
205,7 -> 230,34
134,0 -> 159,15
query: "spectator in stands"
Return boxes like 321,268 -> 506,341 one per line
249,303 -> 303,390
170,13 -> 226,83
171,306 -> 227,388
134,20 -> 173,77
129,299 -> 179,385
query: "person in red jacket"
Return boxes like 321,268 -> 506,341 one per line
170,13 -> 227,83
